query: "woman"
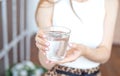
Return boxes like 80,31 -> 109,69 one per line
35,0 -> 119,76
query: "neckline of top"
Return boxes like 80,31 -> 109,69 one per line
72,0 -> 90,3
72,0 -> 94,4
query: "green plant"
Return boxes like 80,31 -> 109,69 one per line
6,61 -> 47,76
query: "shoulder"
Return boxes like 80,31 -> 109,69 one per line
37,0 -> 54,8
105,0 -> 119,10
35,0 -> 54,27
104,0 -> 119,21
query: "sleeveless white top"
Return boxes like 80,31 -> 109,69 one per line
52,0 -> 105,69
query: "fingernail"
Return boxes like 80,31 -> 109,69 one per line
43,35 -> 46,38
45,42 -> 50,46
50,61 -> 54,64
46,60 -> 49,64
43,52 -> 46,55
45,47 -> 49,51
68,43 -> 72,47
46,60 -> 52,64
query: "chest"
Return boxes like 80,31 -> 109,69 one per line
52,0 -> 105,47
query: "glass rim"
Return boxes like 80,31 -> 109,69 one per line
41,26 -> 71,35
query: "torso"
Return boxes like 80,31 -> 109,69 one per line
52,0 -> 105,69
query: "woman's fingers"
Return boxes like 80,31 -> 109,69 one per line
35,35 -> 49,46
51,48 -> 81,64
68,43 -> 79,48
68,43 -> 86,56
35,30 -> 50,53
37,30 -> 46,38
36,41 -> 49,51
49,43 -> 86,64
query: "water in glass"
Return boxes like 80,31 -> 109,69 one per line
46,31 -> 70,61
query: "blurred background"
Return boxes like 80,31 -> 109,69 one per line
0,0 -> 120,76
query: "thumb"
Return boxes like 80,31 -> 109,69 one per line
68,43 -> 78,48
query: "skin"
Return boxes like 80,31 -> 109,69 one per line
35,0 -> 119,70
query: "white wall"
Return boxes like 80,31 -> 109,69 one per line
26,0 -> 39,34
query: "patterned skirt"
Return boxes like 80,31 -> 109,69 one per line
44,65 -> 101,76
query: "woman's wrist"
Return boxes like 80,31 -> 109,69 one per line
78,44 -> 88,57
70,43 -> 88,57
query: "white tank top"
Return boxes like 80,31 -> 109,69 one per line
52,0 -> 105,69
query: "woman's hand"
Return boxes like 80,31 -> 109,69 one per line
35,30 -> 50,54
35,30 -> 87,64
35,30 -> 56,69
50,43 -> 87,64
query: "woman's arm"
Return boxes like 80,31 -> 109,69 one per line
35,0 -> 54,28
84,0 -> 119,63
53,0 -> 119,64
35,0 -> 55,69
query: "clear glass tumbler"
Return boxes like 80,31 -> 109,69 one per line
42,26 -> 71,61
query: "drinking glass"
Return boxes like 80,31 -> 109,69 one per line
42,26 -> 71,61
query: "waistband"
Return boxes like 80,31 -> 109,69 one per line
52,65 -> 100,76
